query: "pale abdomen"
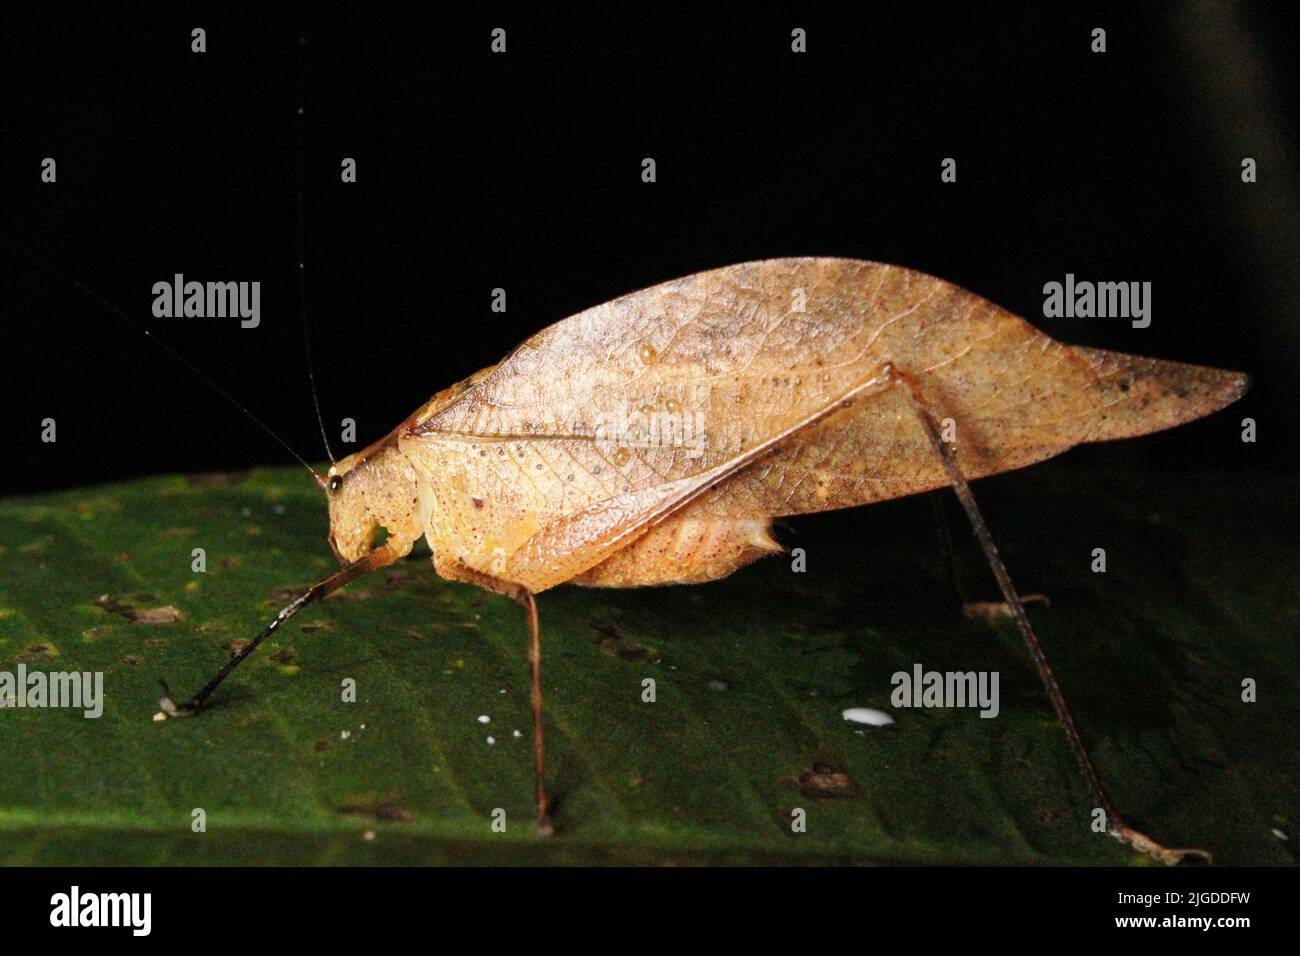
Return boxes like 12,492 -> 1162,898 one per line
570,514 -> 782,588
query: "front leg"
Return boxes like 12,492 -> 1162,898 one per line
160,542 -> 402,718
433,554 -> 552,835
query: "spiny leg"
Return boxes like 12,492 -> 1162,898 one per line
884,363 -> 1211,866
158,545 -> 396,717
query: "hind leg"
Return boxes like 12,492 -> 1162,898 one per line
884,363 -> 1210,865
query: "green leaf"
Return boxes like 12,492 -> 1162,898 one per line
0,464 -> 1293,864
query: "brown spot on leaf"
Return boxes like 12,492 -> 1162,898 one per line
222,639 -> 249,655
379,570 -> 419,592
788,763 -> 857,798
962,593 -> 1050,623
94,595 -> 182,624
269,649 -> 296,664
336,791 -> 414,823
591,621 -> 651,662
129,606 -> 183,624
314,739 -> 332,752
300,622 -> 330,634
267,585 -> 308,604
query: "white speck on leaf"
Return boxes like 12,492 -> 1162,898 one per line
842,707 -> 894,727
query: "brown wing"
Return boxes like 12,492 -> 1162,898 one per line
405,258 -> 1245,527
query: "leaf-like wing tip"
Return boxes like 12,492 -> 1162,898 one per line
1071,346 -> 1250,443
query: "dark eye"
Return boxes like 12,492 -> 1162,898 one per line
328,475 -> 342,493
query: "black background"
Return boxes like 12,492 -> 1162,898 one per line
3,1 -> 1296,497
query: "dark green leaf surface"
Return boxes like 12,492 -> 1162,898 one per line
0,464 -> 1294,865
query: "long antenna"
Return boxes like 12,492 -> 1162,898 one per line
4,235 -> 328,490
297,32 -> 337,466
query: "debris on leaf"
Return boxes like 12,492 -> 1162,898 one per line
94,594 -> 182,624
962,593 -> 1050,622
591,621 -> 652,661
336,791 -> 414,823
789,763 -> 858,798
267,585 -> 307,605
842,707 -> 894,727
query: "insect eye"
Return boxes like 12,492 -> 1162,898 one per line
328,475 -> 342,494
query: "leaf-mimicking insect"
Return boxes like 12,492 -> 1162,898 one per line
155,257 -> 1246,863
